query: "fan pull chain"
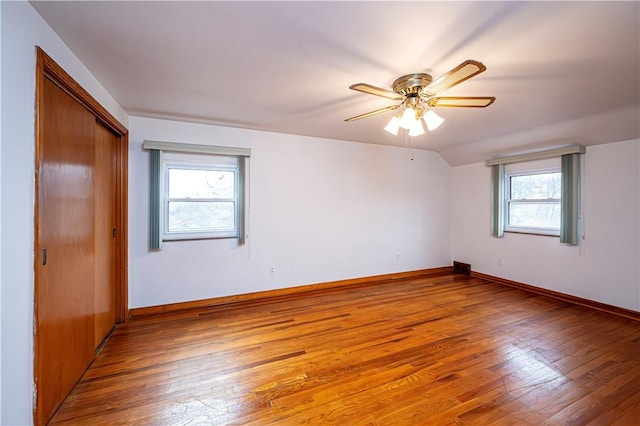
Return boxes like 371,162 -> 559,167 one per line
404,130 -> 414,161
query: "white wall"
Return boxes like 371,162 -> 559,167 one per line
129,117 -> 452,308
451,139 -> 640,311
0,2 -> 128,424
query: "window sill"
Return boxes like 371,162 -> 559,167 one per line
162,233 -> 238,242
504,230 -> 559,238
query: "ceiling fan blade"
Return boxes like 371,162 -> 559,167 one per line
422,60 -> 487,96
425,96 -> 496,108
344,104 -> 401,122
349,83 -> 404,101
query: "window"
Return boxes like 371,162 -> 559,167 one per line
488,145 -> 583,245
162,153 -> 239,240
505,168 -> 561,236
143,140 -> 250,250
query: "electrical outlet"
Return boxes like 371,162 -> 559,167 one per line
268,266 -> 276,275
497,257 -> 503,266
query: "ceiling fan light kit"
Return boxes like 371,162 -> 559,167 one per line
399,107 -> 418,129
424,110 -> 445,131
346,59 -> 496,138
383,116 -> 401,135
383,102 -> 444,136
408,118 -> 425,137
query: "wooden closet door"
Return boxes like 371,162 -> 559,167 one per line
36,77 -> 96,424
94,122 -> 118,347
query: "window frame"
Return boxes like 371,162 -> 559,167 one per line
161,152 -> 240,241
487,145 -> 584,243
504,166 -> 561,237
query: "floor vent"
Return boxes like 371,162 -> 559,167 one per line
453,261 -> 471,275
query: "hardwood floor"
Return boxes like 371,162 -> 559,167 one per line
50,273 -> 640,425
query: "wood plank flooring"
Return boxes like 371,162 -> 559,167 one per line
50,273 -> 640,425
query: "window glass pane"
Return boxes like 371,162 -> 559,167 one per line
168,201 -> 235,232
510,172 -> 560,200
508,202 -> 560,229
168,169 -> 235,199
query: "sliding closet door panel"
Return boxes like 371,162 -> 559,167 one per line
36,77 -> 96,423
94,121 -> 118,347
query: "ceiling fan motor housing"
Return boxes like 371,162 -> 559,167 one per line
392,73 -> 433,97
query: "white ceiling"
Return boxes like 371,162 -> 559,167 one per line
31,1 -> 640,166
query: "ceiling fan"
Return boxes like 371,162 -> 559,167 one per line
345,60 -> 495,136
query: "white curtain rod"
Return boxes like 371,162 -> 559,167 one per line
142,140 -> 251,157
486,145 -> 585,166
